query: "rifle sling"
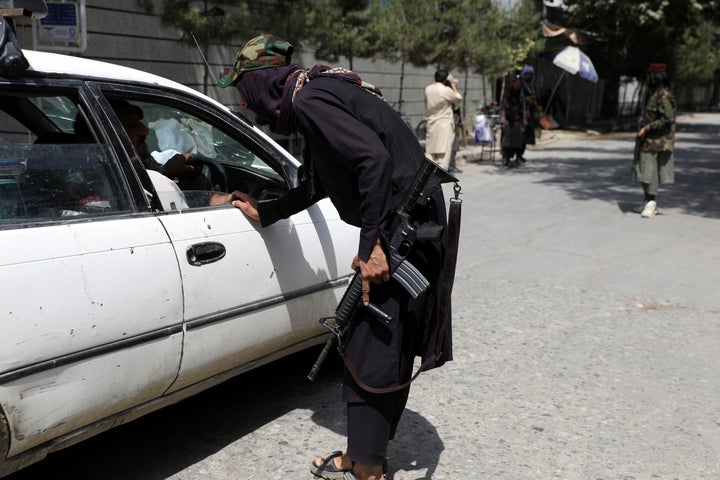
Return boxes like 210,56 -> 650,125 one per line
435,194 -> 462,359
339,345 -> 438,394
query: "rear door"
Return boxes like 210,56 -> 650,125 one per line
0,83 -> 183,456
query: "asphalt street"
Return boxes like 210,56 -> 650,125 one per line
7,113 -> 720,480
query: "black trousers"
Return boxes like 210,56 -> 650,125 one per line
346,388 -> 410,465
342,275 -> 426,466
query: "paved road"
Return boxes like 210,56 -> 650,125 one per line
8,114 -> 720,480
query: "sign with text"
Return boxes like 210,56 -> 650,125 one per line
32,0 -> 86,52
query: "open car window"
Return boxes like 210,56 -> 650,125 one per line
109,98 -> 288,210
0,92 -> 134,225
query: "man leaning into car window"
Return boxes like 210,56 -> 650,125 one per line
220,34 -> 453,480
110,99 -> 195,179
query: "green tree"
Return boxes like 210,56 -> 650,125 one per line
138,0 -> 308,94
301,0 -> 375,70
671,7 -> 720,107
364,0 -> 543,121
143,0 -> 253,94
448,0 -> 536,76
559,0 -> 720,116
365,0 -> 444,113
449,0 -> 540,118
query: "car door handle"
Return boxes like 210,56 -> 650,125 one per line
186,242 -> 226,266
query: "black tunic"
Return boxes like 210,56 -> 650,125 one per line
257,76 -> 452,396
500,87 -> 527,154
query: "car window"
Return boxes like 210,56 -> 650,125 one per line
27,96 -> 79,133
138,102 -> 281,176
0,92 -> 134,224
108,97 -> 288,210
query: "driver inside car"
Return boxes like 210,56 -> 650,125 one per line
110,99 -> 196,179
111,99 -> 233,209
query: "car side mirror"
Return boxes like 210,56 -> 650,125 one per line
0,16 -> 28,76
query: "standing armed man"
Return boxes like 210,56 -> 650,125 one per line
634,63 -> 676,218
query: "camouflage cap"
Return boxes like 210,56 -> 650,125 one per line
218,34 -> 293,88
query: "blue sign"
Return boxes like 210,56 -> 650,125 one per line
32,0 -> 88,53
41,3 -> 77,27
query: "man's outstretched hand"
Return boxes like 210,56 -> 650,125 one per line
230,191 -> 260,222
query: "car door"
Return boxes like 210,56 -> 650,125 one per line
0,84 -> 184,456
96,88 -> 357,393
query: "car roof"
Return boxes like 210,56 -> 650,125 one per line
18,50 -> 300,166
22,50 -> 232,115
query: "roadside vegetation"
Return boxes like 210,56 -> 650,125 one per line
139,0 -> 720,118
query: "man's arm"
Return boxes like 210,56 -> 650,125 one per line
230,180 -> 324,226
446,75 -> 463,104
294,85 -> 395,263
229,191 -> 259,219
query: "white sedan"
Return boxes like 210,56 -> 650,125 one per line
0,48 -> 357,476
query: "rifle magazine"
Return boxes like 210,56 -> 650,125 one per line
392,259 -> 429,298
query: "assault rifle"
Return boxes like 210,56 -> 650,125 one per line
308,157 -> 457,381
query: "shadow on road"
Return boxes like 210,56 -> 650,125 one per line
6,347 -> 443,480
310,406 -> 444,480
511,130 -> 720,219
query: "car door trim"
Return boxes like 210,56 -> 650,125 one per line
184,277 -> 349,331
0,325 -> 183,384
0,277 -> 349,384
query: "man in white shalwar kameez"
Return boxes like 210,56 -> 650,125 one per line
424,70 -> 462,170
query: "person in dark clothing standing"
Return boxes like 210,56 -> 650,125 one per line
519,65 -> 538,163
218,34 -> 454,480
499,71 -> 528,169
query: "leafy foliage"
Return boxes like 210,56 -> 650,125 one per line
560,0 -> 720,84
156,0 -> 250,44
300,0 -> 375,69
146,0 -> 720,113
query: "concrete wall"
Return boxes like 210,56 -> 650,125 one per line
14,0 -> 496,136
12,0 -> 714,137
